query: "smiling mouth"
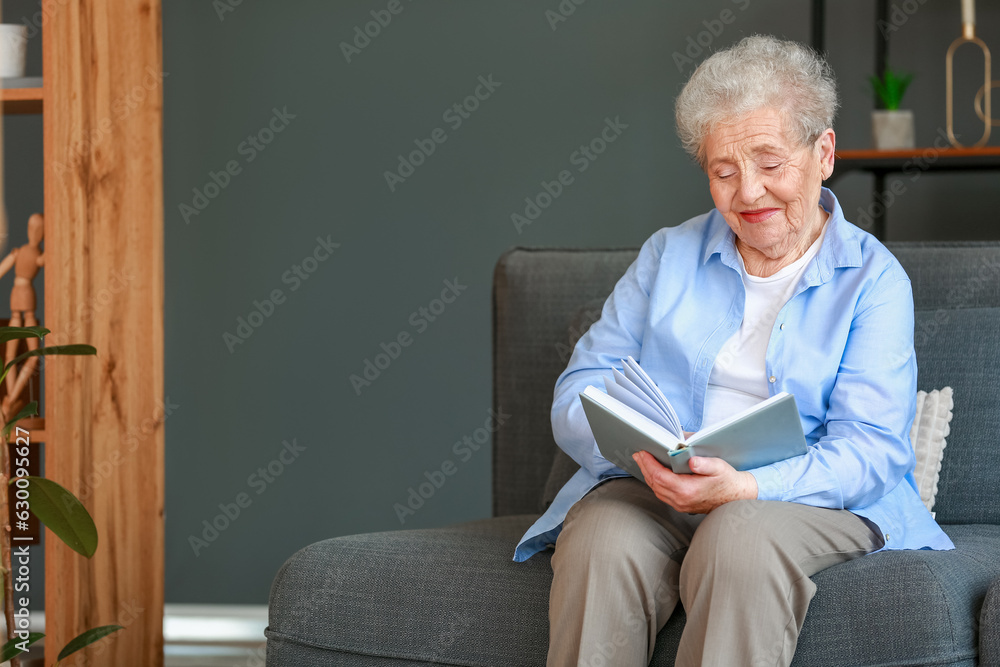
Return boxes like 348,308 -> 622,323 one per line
739,208 -> 780,224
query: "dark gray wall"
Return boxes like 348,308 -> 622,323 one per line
161,0 -> 805,604
5,0 -> 1000,605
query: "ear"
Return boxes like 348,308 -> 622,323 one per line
816,128 -> 836,180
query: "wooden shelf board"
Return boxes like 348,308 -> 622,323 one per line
1,87 -> 43,115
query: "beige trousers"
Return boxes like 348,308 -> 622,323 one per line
547,477 -> 883,667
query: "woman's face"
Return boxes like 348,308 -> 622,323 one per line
703,107 -> 835,260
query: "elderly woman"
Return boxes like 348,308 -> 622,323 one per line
513,35 -> 954,667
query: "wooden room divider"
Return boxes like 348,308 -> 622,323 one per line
43,2 -> 164,665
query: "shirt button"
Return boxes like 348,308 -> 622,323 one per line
769,376 -> 776,383
779,323 -> 785,331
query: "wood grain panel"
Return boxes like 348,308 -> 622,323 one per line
43,2 -> 164,665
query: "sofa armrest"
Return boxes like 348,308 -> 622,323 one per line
983,576 -> 1000,664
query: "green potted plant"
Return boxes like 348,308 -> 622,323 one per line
870,68 -> 915,150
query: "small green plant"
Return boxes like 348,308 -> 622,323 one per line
0,327 -> 124,666
869,68 -> 913,110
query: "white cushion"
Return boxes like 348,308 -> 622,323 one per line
909,387 -> 954,513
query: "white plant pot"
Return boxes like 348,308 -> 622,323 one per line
872,109 -> 915,150
0,25 -> 27,78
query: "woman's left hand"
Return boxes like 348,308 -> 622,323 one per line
632,451 -> 759,513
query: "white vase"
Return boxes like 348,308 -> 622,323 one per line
872,110 -> 915,150
0,25 -> 27,78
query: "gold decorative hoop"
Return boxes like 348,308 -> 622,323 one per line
946,1 -> 992,147
946,36 -> 992,147
974,80 -> 1000,126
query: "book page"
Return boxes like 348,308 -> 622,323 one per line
623,357 -> 682,435
605,377 -> 675,433
621,363 -> 670,415
611,369 -> 670,422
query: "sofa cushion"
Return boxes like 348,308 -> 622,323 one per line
786,523 -> 997,667
267,517 -> 997,666
267,515 -> 552,666
912,307 -> 1000,526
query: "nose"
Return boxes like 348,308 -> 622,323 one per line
737,169 -> 766,204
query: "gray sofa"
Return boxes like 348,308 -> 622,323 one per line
267,243 -> 1000,666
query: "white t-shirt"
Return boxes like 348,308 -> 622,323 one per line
701,222 -> 828,428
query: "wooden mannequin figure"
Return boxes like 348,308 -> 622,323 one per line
0,214 -> 44,415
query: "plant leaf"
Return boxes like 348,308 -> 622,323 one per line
0,632 -> 45,662
20,476 -> 98,557
870,69 -> 913,110
2,401 -> 38,440
0,326 -> 49,345
0,344 -> 97,386
57,625 -> 124,660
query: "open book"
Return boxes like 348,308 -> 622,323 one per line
579,356 -> 807,476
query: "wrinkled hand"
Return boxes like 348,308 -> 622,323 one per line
632,451 -> 758,514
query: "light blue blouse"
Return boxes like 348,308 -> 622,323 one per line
514,188 -> 955,562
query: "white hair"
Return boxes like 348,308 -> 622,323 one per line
675,35 -> 839,168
